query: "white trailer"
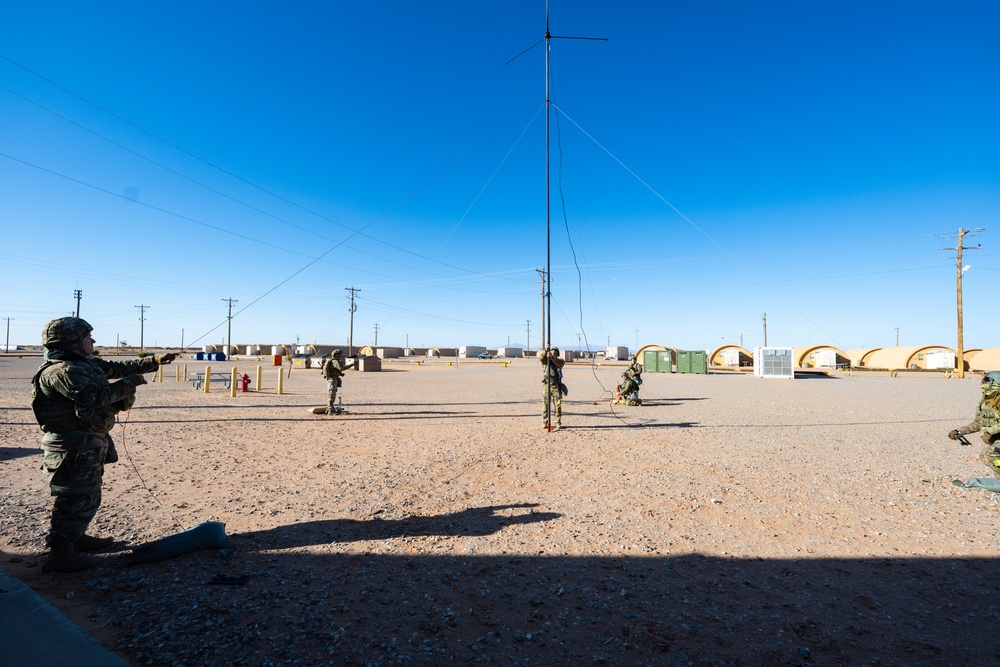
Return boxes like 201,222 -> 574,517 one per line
459,346 -> 487,359
753,347 -> 794,379
605,346 -> 629,361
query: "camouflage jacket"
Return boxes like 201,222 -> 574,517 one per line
957,391 -> 1000,437
31,352 -> 158,450
541,352 -> 565,382
321,357 -> 346,379
625,361 -> 642,381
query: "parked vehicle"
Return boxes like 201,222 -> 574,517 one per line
478,352 -> 493,359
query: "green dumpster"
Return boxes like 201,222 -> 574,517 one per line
643,349 -> 674,373
676,350 -> 708,374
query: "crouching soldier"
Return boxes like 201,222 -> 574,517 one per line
615,355 -> 643,406
949,371 -> 1000,477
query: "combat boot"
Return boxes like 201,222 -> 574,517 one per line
74,534 -> 114,552
42,545 -> 99,573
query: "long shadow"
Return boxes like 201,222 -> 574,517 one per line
132,400 -> 538,410
793,371 -> 840,379
120,410 -> 482,424
0,446 -> 39,462
236,504 -> 561,550
68,545 -> 1000,665
567,422 -> 699,430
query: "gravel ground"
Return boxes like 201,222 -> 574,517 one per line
2,353 -> 999,666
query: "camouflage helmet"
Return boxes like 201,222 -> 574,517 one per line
551,347 -> 560,356
42,317 -> 93,349
332,349 -> 342,356
982,371 -> 1000,391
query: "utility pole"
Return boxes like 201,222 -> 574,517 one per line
345,287 -> 360,356
222,297 -> 238,356
134,305 -> 148,353
526,320 -> 531,354
3,317 -> 11,353
74,289 -> 82,317
895,327 -> 899,347
940,227 -> 982,378
762,312 -> 768,347
373,322 -> 379,347
181,328 -> 185,352
577,333 -> 581,357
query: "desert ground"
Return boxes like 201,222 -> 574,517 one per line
1,352 -> 999,666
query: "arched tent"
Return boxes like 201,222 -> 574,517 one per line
969,348 -> 1000,372
847,348 -> 881,367
710,345 -> 752,367
864,345 -> 956,370
793,345 -> 851,369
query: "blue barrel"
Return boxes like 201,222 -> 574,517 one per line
195,352 -> 205,361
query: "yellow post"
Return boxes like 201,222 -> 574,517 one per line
256,365 -> 262,392
175,364 -> 181,382
231,367 -> 238,398
204,365 -> 212,393
277,367 -> 284,394
183,364 -> 188,382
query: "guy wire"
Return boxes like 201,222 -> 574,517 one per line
117,406 -> 191,534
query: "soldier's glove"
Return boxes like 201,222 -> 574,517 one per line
127,374 -> 148,386
154,353 -> 177,365
948,430 -> 962,441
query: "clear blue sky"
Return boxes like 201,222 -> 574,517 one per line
2,1 -> 997,353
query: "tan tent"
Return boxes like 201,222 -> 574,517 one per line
709,344 -> 752,367
863,345 -> 955,370
969,348 -> 1000,372
793,345 -> 850,369
846,348 -> 881,367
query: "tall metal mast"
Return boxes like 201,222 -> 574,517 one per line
511,2 -> 604,431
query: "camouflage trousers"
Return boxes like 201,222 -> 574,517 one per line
42,443 -> 108,550
542,381 -> 562,426
327,378 -> 341,409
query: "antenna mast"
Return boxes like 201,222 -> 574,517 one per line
510,3 -> 605,431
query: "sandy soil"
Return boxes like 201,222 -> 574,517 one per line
1,353 -> 999,666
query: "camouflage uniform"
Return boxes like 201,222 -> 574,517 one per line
618,358 -> 643,406
31,317 -> 164,570
949,371 -> 1000,476
321,352 -> 346,413
541,348 -> 566,429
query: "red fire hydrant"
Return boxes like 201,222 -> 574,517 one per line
240,373 -> 251,392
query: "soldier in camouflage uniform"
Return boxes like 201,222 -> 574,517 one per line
320,349 -> 347,415
541,346 -> 566,431
616,355 -> 643,406
948,371 -> 1000,477
31,317 -> 175,572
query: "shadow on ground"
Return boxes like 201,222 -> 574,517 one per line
8,506 -> 998,666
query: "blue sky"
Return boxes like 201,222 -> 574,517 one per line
1,1 -> 997,353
